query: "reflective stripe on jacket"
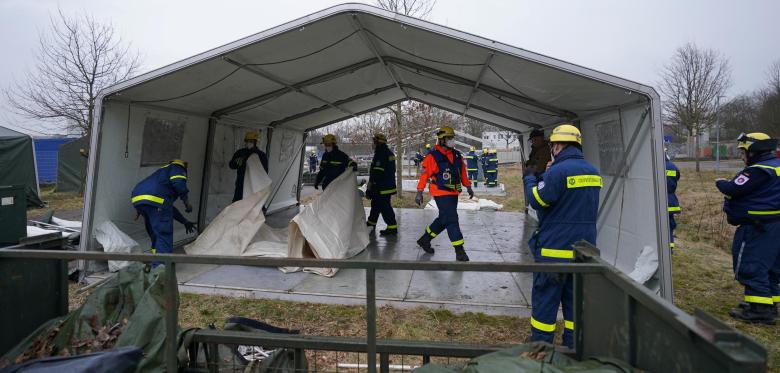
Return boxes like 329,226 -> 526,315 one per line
369,144 -> 397,196
131,161 -> 189,208
666,159 -> 681,213
417,145 -> 472,196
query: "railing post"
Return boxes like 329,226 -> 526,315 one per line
380,352 -> 390,373
366,268 -> 377,373
165,261 -> 179,372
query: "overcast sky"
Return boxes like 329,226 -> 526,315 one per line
1,0 -> 778,135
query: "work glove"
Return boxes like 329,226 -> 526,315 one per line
415,190 -> 424,206
467,186 -> 474,199
522,165 -> 537,177
184,221 -> 197,234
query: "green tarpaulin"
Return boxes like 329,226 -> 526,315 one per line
0,126 -> 43,207
414,343 -> 634,373
55,136 -> 88,193
0,263 -> 171,372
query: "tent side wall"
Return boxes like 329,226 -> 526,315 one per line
87,103 -> 209,255
55,136 -> 89,193
0,132 -> 43,207
580,102 -> 671,295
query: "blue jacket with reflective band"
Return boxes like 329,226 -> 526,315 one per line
430,148 -> 463,192
464,151 -> 479,171
485,154 -> 498,171
666,158 -> 681,213
718,154 -> 780,225
315,146 -> 356,189
131,162 -> 189,208
368,144 -> 397,196
523,146 -> 601,262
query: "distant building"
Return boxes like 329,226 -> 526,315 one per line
481,131 -> 519,150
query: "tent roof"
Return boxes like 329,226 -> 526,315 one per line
0,125 -> 28,139
99,3 -> 658,133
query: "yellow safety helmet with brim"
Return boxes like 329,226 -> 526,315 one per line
549,124 -> 582,145
425,143 -> 431,149
244,131 -> 259,141
737,132 -> 776,152
322,134 -> 337,145
373,133 -> 387,144
470,146 -> 476,152
170,159 -> 188,169
436,126 -> 455,139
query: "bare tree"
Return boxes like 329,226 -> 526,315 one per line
5,10 -> 140,136
659,43 -> 731,172
374,0 -> 436,196
496,130 -> 519,149
768,59 -> 780,96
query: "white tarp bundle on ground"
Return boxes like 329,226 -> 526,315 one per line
424,197 -> 503,211
185,154 -> 368,276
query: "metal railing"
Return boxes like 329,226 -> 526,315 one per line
0,241 -> 767,373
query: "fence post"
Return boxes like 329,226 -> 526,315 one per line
165,261 -> 179,372
366,268 -> 377,373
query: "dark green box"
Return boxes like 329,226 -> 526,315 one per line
0,185 -> 26,245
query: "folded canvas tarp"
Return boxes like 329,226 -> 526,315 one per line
185,154 -> 369,276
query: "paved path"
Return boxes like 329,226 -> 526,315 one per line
174,208 -> 535,317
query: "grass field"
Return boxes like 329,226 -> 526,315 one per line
49,163 -> 778,370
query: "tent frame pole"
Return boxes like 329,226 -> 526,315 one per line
296,132 -> 308,204
463,53 -> 494,115
223,57 -> 357,117
197,118 -> 217,231
350,14 -> 411,100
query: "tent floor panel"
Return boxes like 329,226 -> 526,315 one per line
177,209 -> 533,316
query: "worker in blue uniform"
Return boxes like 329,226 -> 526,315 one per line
666,151 -> 681,253
485,149 -> 499,187
308,151 -> 318,173
131,159 -> 196,266
315,134 -> 356,190
717,132 -> 780,325
480,148 -> 489,183
523,124 -> 601,348
229,131 -> 268,202
366,133 -> 398,235
465,146 -> 480,187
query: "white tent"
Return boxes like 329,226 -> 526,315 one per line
80,4 -> 672,298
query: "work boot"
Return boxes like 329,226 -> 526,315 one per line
417,233 -> 434,254
729,303 -> 776,325
454,245 -> 470,262
379,228 -> 398,236
738,301 -> 779,317
366,222 -> 376,232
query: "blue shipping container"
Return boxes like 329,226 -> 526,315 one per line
34,138 -> 77,184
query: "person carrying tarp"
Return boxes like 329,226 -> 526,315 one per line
415,126 -> 475,262
366,133 -> 398,236
308,151 -> 318,173
465,146 -> 479,187
131,159 -> 196,266
229,131 -> 269,202
716,132 -> 780,325
665,149 -> 681,253
315,134 -> 356,190
522,124 -> 602,348
485,149 -> 499,187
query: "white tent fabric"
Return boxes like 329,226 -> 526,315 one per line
283,169 -> 370,276
185,154 -> 368,276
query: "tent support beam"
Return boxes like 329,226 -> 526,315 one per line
416,99 -> 532,134
222,57 -> 358,118
463,53 -> 494,115
385,56 -> 575,118
403,83 -> 542,128
350,14 -> 410,100
270,84 -> 398,128
213,58 -> 381,117
304,98 -> 407,132
197,118 -> 217,232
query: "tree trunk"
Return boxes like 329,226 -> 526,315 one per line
694,129 -> 701,173
395,103 -> 404,198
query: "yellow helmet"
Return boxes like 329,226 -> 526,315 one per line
170,159 -> 187,169
244,131 -> 259,141
322,134 -> 337,145
737,132 -> 774,151
425,143 -> 431,149
491,149 -> 497,154
470,146 -> 475,152
550,124 -> 582,145
436,126 -> 455,139
373,133 -> 387,144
